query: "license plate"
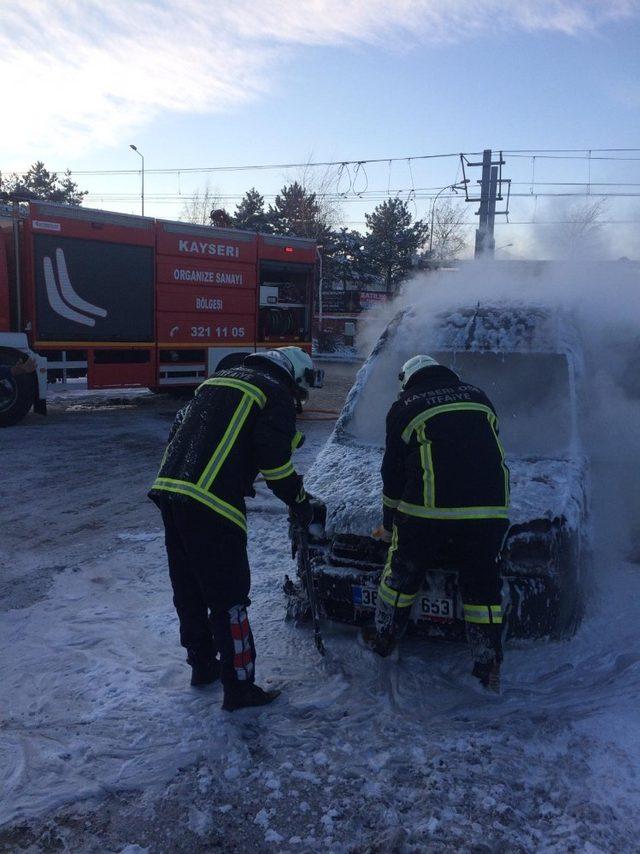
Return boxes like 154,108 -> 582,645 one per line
415,594 -> 455,622
352,585 -> 455,622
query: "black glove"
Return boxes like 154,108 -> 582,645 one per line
383,504 -> 396,532
290,492 -> 326,531
291,495 -> 313,528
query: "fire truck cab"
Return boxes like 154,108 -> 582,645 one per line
0,202 -> 317,425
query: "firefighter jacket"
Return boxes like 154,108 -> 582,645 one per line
381,366 -> 510,527
149,366 -> 305,536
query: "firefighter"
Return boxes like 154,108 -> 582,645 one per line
362,355 -> 510,691
149,347 -> 325,711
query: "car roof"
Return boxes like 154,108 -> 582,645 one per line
396,303 -> 581,355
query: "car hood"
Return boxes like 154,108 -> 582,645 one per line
305,437 -> 587,536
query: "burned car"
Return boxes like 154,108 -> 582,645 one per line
287,305 -> 590,640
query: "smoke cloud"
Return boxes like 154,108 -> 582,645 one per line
356,258 -> 640,561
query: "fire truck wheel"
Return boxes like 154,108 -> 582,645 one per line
0,348 -> 36,427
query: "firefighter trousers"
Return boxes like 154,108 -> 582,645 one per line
375,516 -> 509,664
161,501 -> 256,686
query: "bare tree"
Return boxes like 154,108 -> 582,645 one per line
557,198 -> 608,257
179,181 -> 226,225
290,158 -> 343,232
429,199 -> 469,261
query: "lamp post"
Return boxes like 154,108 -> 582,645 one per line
129,144 -> 144,216
429,180 -> 469,257
316,246 -> 324,334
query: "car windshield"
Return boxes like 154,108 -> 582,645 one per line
345,347 -> 574,458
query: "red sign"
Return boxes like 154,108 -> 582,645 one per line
156,222 -> 257,264
157,314 -> 255,344
156,284 -> 255,315
156,258 -> 256,289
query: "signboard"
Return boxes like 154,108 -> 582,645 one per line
156,285 -> 255,315
156,258 -> 256,289
321,292 -> 360,313
34,234 -> 154,342
157,314 -> 255,344
156,222 -> 257,264
359,291 -> 389,310
320,291 -> 388,313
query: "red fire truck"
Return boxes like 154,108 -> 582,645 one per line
0,201 -> 317,425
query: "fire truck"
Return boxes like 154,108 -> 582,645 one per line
0,201 -> 317,426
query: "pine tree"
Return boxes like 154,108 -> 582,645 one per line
233,188 -> 270,232
268,181 -> 331,242
364,198 -> 428,294
324,228 -> 374,290
210,208 -> 233,228
2,161 -> 86,205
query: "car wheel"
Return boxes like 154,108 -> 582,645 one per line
552,530 -> 585,639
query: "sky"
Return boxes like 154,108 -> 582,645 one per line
2,0 -> 639,257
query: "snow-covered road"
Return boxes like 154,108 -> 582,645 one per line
1,384 -> 639,852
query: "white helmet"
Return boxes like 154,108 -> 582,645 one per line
245,347 -> 324,394
399,354 -> 440,389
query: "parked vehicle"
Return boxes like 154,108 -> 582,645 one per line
0,201 -> 317,424
287,304 -> 590,640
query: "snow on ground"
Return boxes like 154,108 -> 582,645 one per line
1,374 -> 639,852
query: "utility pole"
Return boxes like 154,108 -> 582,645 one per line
484,164 -> 499,257
460,150 -> 510,259
474,149 -> 502,258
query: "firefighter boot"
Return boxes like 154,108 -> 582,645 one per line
361,589 -> 412,658
472,660 -> 501,693
187,651 -> 221,687
360,625 -> 397,658
222,683 -> 281,712
465,622 -> 503,694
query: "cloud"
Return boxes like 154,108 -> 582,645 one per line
1,0 -> 636,164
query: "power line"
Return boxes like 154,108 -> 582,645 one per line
8,147 -> 640,182
335,219 -> 633,228
84,189 -> 640,204
503,147 -> 640,153
506,153 -> 640,162
492,219 -> 640,226
66,147 -> 640,175
45,151 -> 473,178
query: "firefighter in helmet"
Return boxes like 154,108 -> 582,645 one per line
149,346 -> 325,711
362,354 -> 510,691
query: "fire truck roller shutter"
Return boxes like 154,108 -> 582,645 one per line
33,235 -> 154,343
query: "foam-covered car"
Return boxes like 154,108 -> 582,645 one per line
287,305 -> 590,640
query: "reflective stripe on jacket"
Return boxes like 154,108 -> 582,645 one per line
149,366 -> 305,533
381,366 -> 510,523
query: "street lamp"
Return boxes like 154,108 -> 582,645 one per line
316,246 -> 324,334
129,144 -> 144,216
429,180 -> 469,256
